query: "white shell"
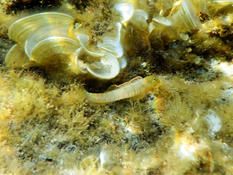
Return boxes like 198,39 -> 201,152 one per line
5,11 -> 126,79
97,23 -> 123,57
30,36 -> 80,65
86,54 -> 120,79
118,56 -> 127,69
76,31 -> 124,79
114,2 -> 134,23
8,12 -> 74,46
214,0 -> 233,5
170,0 -> 201,31
77,34 -> 104,57
98,39 -> 123,58
130,9 -> 149,29
71,48 -> 88,73
5,44 -> 34,68
152,17 -> 172,26
6,12 -> 80,69
211,0 -> 233,14
25,24 -> 75,58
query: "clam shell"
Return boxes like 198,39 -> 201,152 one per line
25,24 -> 75,58
86,54 -> 120,79
77,34 -> 104,57
30,36 -> 80,65
8,12 -> 74,46
130,9 -> 149,29
114,2 -> 134,23
69,48 -> 88,74
152,17 -> 172,26
211,0 -> 233,14
214,0 -> 233,5
182,0 -> 200,28
97,23 -> 123,58
98,40 -> 123,58
5,44 -> 34,68
170,0 -> 200,31
118,56 -> 127,69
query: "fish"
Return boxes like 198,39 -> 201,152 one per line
86,75 -> 159,103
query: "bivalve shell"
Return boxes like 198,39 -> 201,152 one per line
86,54 -> 120,79
24,23 -> 76,59
8,12 -> 74,46
114,2 -> 134,23
29,36 -> 80,65
5,44 -> 35,68
170,0 -> 201,31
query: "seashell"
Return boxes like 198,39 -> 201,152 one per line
113,2 -> 134,23
6,12 -> 78,66
130,9 -> 149,29
24,24 -> 76,59
75,23 -> 125,79
5,11 -> 126,80
5,44 -> 35,68
8,12 -> 74,46
69,48 -> 88,74
5,12 -> 89,76
152,17 -> 173,26
149,0 -> 206,41
118,56 -> 127,69
77,33 -> 104,58
169,0 -> 201,31
29,36 -> 80,65
97,23 -> 123,58
122,8 -> 151,53
86,54 -> 120,79
213,0 -> 233,5
210,0 -> 233,15
98,39 -> 123,58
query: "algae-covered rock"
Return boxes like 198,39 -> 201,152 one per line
0,0 -> 233,174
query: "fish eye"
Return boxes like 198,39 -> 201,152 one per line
152,76 -> 157,82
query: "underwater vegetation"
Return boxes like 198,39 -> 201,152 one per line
0,0 -> 233,174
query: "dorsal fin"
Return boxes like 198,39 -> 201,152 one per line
106,76 -> 143,91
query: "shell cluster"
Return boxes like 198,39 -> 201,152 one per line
5,11 -> 126,79
5,0 -> 233,79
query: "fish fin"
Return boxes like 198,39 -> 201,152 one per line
107,76 -> 142,91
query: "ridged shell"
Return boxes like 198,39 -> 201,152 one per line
30,36 -> 80,65
24,24 -> 75,59
130,9 -> 149,29
97,23 -> 123,58
151,17 -> 172,26
75,26 -> 123,79
170,0 -> 201,31
118,56 -> 127,69
70,48 -> 88,74
5,11 -> 126,80
214,0 -> 233,5
114,2 -> 134,23
211,0 -> 233,14
98,39 -> 123,58
77,34 -> 104,57
5,44 -> 34,68
86,54 -> 120,79
8,12 -> 74,46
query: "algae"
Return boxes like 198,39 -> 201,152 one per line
0,0 -> 233,174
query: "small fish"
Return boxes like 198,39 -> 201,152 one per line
86,75 -> 159,103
